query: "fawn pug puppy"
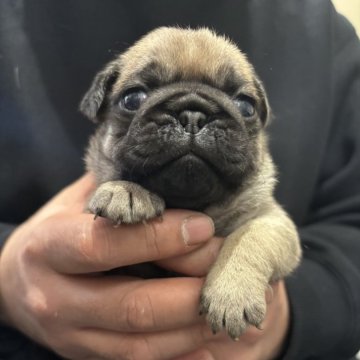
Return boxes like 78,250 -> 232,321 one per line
80,27 -> 301,340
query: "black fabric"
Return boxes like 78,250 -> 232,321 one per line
0,0 -> 360,359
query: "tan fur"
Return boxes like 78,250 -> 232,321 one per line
113,27 -> 258,99
82,27 -> 302,340
206,133 -> 277,236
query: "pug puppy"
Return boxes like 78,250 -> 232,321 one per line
80,27 -> 301,340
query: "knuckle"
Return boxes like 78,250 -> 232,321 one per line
143,221 -> 162,259
77,218 -> 113,270
24,288 -> 55,326
77,220 -> 98,261
122,291 -> 156,331
20,237 -> 41,264
20,217 -> 58,262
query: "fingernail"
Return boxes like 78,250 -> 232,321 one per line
181,215 -> 215,246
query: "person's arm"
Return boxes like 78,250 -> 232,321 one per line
283,14 -> 360,359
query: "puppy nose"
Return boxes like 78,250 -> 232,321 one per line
178,110 -> 208,134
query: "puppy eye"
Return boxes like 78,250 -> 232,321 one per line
120,88 -> 148,111
233,95 -> 256,118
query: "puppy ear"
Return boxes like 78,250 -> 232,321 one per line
254,78 -> 271,127
80,61 -> 120,122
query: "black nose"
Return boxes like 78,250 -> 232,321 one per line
178,110 -> 208,134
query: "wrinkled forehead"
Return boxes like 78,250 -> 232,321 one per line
113,28 -> 257,94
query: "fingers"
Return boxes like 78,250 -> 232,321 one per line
26,173 -> 216,275
28,279 -> 284,360
172,348 -> 215,360
40,278 -> 283,338
66,279 -> 282,337
59,277 -> 205,333
156,237 -> 224,277
73,324 -> 215,360
24,275 -> 214,360
34,209 -> 214,273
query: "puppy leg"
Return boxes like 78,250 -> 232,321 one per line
200,204 -> 301,340
87,181 -> 165,224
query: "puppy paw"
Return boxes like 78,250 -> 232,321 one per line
199,274 -> 267,340
87,181 -> 165,224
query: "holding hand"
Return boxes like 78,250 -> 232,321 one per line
0,174 -> 289,360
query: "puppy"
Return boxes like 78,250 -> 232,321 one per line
80,27 -> 301,340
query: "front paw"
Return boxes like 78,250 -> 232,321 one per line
87,181 -> 165,224
200,274 -> 267,340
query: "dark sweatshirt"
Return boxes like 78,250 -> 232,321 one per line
0,0 -> 360,359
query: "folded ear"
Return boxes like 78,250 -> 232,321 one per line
254,77 -> 271,127
80,61 -> 120,122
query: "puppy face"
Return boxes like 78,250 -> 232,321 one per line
81,27 -> 270,210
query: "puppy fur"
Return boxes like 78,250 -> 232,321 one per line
80,27 -> 301,339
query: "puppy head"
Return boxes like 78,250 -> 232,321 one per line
81,27 -> 270,210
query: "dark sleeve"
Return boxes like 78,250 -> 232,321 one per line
283,14 -> 360,360
0,225 -> 16,249
0,325 -> 61,360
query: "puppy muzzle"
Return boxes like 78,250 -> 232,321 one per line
116,83 -> 255,209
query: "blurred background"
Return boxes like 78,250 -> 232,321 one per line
333,0 -> 360,37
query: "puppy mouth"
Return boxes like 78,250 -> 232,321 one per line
119,134 -> 245,209
132,151 -> 229,209
159,152 -> 219,178
120,130 -> 231,180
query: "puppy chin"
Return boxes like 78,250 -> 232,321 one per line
122,153 -> 231,210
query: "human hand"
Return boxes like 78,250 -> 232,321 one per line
0,173 -> 219,359
0,173 -> 289,360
